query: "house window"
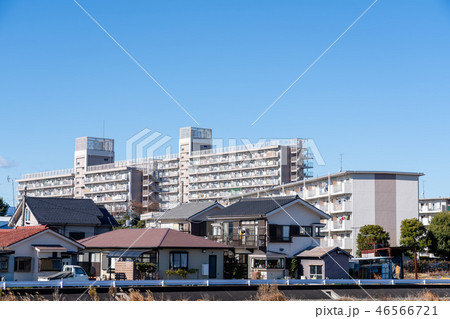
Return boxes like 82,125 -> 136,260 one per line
39,258 -> 62,272
268,225 -> 291,242
314,226 -> 324,237
25,208 -> 31,222
0,257 -> 9,272
310,265 -> 323,279
138,252 -> 157,264
282,226 -> 290,241
178,223 -> 184,232
14,257 -> 32,272
299,226 -> 312,237
170,252 -> 188,269
253,258 -> 285,269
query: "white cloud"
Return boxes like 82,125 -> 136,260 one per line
0,155 -> 15,168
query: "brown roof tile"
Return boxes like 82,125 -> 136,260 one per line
79,228 -> 231,249
0,226 -> 48,247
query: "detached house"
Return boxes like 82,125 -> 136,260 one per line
141,201 -> 223,235
0,226 -> 84,281
9,197 -> 118,240
204,196 -> 335,279
78,228 -> 231,280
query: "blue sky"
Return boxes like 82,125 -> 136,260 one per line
1,0 -> 450,205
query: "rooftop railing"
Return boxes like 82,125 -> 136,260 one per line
21,168 -> 74,180
190,139 -> 304,157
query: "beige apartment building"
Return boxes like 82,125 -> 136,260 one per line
17,127 -> 313,215
225,171 -> 423,256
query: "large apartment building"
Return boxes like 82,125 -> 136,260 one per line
17,127 -> 313,215
225,171 -> 423,256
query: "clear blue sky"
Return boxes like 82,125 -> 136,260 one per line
1,0 -> 450,205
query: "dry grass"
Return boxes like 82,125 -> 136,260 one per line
255,284 -> 287,301
126,289 -> 155,301
336,290 -> 447,301
88,286 -> 99,301
108,285 -> 117,301
404,271 -> 450,280
414,290 -> 440,301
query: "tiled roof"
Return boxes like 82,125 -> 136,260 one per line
0,226 -> 48,247
79,228 -> 231,249
206,196 -> 299,218
158,201 -> 222,221
21,197 -> 118,226
296,246 -> 351,258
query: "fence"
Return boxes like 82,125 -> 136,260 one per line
2,279 -> 450,289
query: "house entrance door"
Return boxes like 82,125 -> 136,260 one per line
209,255 -> 217,279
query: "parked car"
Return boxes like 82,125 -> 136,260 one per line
38,265 -> 89,281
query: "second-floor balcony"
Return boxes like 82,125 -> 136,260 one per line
208,234 -> 266,249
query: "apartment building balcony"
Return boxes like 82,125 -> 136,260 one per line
305,188 -> 327,199
84,174 -> 129,184
18,188 -> 74,198
419,206 -> 445,214
421,216 -> 431,226
331,219 -> 352,231
161,163 -> 179,169
189,179 -> 279,192
320,238 -> 353,250
91,194 -> 128,203
331,182 -> 352,195
159,179 -> 179,186
189,170 -> 280,184
190,151 -> 280,167
160,188 -> 178,194
18,180 -> 74,191
331,201 -> 352,213
104,203 -> 128,213
190,161 -> 280,176
160,171 -> 179,177
85,184 -> 129,194
314,203 -> 329,212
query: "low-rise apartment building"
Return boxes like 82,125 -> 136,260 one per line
226,171 -> 423,256
419,197 -> 450,226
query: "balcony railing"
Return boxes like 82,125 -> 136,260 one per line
320,238 -> 353,250
21,168 -> 74,180
332,201 -> 352,213
208,234 -> 266,248
332,219 -> 352,231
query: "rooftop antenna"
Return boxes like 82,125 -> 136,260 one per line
422,180 -> 425,198
339,153 -> 344,172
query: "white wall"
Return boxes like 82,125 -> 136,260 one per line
267,202 -> 327,256
8,231 -> 81,281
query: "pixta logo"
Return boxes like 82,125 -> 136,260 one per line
126,129 -> 173,160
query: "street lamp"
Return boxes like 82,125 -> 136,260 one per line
6,176 -> 16,208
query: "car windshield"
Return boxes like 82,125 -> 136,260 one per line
75,268 -> 86,275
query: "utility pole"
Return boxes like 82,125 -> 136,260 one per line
339,154 -> 344,172
22,186 -> 27,226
